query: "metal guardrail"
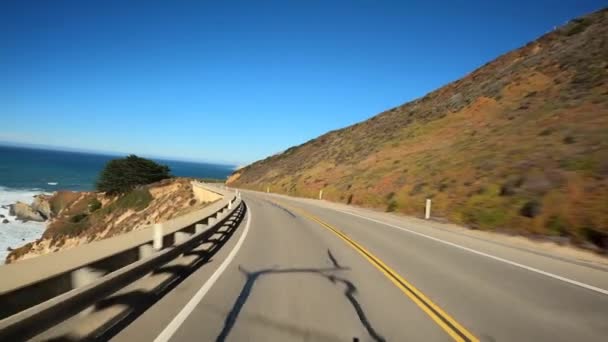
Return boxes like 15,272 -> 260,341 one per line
0,182 -> 243,339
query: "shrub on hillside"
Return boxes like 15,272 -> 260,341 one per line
386,199 -> 398,212
88,198 -> 102,212
115,188 -> 153,211
96,155 -> 171,194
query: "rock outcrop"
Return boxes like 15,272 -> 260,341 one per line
9,202 -> 46,222
31,196 -> 52,220
7,195 -> 53,222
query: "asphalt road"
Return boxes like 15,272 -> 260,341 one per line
112,190 -> 608,342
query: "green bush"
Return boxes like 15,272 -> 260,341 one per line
89,198 -> 102,212
96,155 -> 171,194
463,207 -> 509,229
520,200 -> 542,218
115,188 -> 153,211
58,221 -> 89,237
70,213 -> 88,223
546,215 -> 567,236
564,18 -> 592,36
386,199 -> 398,212
461,185 -> 510,229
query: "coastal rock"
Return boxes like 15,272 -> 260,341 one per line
10,202 -> 45,222
2,219 -> 8,224
32,196 -> 52,220
0,214 -> 5,218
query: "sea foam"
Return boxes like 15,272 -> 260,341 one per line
0,186 -> 47,264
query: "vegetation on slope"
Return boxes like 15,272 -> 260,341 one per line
228,9 -> 608,251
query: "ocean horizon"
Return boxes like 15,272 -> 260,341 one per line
0,144 -> 236,262
0,144 -> 235,192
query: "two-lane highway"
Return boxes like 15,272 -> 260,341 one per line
113,190 -> 608,341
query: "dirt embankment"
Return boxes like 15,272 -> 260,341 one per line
6,178 -> 219,263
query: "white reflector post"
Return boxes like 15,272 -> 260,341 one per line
153,223 -> 163,250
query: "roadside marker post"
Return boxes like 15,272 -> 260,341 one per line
319,189 -> 323,200
153,223 -> 163,250
425,199 -> 431,219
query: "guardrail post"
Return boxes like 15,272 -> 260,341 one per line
71,267 -> 103,288
228,200 -> 233,210
153,223 -> 163,250
425,199 -> 431,219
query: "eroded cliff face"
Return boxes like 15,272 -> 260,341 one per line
6,178 -> 219,263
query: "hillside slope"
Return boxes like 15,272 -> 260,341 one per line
228,9 -> 608,250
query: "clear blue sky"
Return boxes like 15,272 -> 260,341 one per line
1,1 -> 604,165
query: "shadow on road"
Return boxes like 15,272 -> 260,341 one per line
217,249 -> 386,342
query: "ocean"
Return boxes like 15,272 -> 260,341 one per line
0,145 -> 236,262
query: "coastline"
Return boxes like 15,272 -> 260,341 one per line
0,186 -> 48,263
0,145 -> 235,263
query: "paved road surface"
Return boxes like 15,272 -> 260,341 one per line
113,190 -> 608,341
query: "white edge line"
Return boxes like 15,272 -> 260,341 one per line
334,208 -> 608,296
154,204 -> 252,342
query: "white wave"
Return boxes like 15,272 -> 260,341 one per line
0,186 -> 48,264
47,182 -> 58,185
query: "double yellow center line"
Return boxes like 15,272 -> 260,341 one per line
275,200 -> 479,342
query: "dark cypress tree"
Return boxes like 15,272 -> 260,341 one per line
96,155 -> 171,194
